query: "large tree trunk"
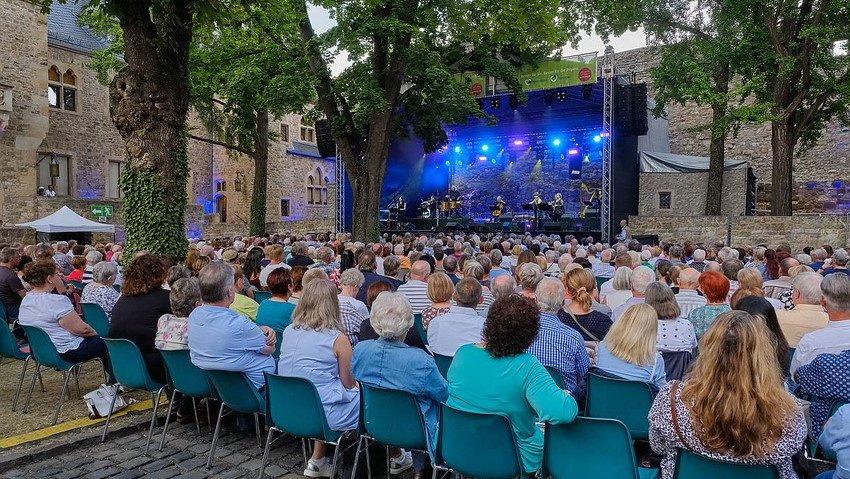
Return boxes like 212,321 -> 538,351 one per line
110,1 -> 192,258
705,65 -> 729,216
770,117 -> 794,215
250,109 -> 269,236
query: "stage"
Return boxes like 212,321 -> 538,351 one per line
380,214 -> 602,240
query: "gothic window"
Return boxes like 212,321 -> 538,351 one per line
300,126 -> 315,143
306,167 -> 328,205
280,123 -> 290,142
48,66 -> 77,111
215,179 -> 226,192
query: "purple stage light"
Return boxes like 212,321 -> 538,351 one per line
568,148 -> 579,156
513,140 -> 523,146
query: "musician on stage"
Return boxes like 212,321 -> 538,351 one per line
531,192 -> 542,205
395,196 -> 406,211
551,192 -> 564,221
449,185 -> 460,201
491,195 -> 506,219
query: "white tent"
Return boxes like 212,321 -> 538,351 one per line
16,206 -> 115,233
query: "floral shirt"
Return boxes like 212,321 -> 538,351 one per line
80,284 -> 121,319
649,382 -> 807,479
421,306 -> 451,330
155,314 -> 189,351
688,304 -> 731,338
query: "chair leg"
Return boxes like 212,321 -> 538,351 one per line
23,363 -> 40,413
143,388 -> 164,456
254,412 -> 262,448
207,402 -> 227,468
53,369 -> 73,425
330,439 -> 343,479
258,427 -> 275,479
386,445 -> 391,478
192,397 -> 201,436
365,438 -> 372,479
350,435 -> 364,479
158,388 -> 178,451
301,438 -> 309,468
206,399 -> 212,433
38,366 -> 45,392
73,364 -> 82,398
12,357 -> 28,411
101,383 -> 121,442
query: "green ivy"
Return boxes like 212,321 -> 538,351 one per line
120,133 -> 189,259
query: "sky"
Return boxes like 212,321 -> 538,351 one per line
306,5 -> 648,76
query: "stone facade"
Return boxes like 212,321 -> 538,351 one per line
639,169 -> 748,216
0,0 -> 336,244
631,215 -> 850,251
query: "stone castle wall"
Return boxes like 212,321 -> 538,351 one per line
639,169 -> 748,216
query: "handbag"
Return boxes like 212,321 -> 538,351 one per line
83,384 -> 128,419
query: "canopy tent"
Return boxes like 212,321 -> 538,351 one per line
639,151 -> 749,173
16,206 -> 115,233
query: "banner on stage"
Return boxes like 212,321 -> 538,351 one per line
457,53 -> 598,98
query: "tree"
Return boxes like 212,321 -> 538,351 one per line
742,0 -> 850,215
292,0 -> 580,241
46,0 -> 223,258
189,3 -> 314,236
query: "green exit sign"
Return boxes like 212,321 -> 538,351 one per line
90,205 -> 114,218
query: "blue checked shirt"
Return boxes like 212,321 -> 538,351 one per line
525,312 -> 590,393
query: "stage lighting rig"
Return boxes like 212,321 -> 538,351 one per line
490,97 -> 501,109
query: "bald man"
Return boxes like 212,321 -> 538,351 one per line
675,268 -> 706,319
397,260 -> 432,314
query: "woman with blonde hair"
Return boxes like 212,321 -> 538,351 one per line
595,304 -> 666,390
421,272 -> 453,330
648,311 -> 806,479
558,267 -> 612,342
736,268 -> 783,309
277,279 -> 360,477
601,266 -> 633,309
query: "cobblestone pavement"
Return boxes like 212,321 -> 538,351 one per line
1,418 -> 415,479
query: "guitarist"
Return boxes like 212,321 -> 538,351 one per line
491,195 -> 506,219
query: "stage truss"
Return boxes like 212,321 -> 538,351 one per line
335,151 -> 346,234
601,46 -> 615,244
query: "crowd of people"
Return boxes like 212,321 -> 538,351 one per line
1,231 -> 849,479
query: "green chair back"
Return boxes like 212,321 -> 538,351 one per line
586,371 -> 655,441
160,349 -> 213,399
205,369 -> 265,415
80,303 -> 110,337
21,326 -> 74,371
672,449 -> 780,479
0,305 -> 8,324
361,383 -> 427,450
545,366 -> 565,389
413,314 -> 428,345
113,284 -> 122,293
596,277 -> 608,291
264,372 -> 339,443
544,417 -> 657,479
254,291 -> 272,303
0,324 -> 27,360
437,404 -> 523,479
434,354 -> 453,379
817,400 -> 848,461
103,338 -> 164,392
70,280 -> 86,291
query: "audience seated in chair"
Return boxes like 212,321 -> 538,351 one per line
427,278 -> 485,357
595,303 -> 666,390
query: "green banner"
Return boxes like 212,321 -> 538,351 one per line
455,73 -> 488,98
517,55 -> 598,92
90,205 -> 114,218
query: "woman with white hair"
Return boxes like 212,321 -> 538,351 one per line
601,267 -> 633,310
518,263 -> 544,301
81,261 -> 121,319
352,292 -> 444,475
277,279 -> 360,477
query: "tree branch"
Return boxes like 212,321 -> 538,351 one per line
188,133 -> 255,156
644,17 -> 711,41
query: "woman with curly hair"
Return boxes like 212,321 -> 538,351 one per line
109,254 -> 171,383
446,294 -> 578,474
648,311 -> 805,478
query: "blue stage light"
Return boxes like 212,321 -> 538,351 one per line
478,155 -> 488,161
481,144 -> 489,152
553,139 -> 561,146
456,159 -> 463,166
454,146 -> 461,153
445,160 -> 451,167
491,158 -> 497,164
593,135 -> 601,143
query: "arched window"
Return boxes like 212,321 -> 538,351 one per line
306,167 -> 328,205
48,66 -> 77,111
215,179 -> 226,192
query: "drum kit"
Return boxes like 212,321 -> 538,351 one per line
419,192 -> 474,218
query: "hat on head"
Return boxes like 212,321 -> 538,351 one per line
222,249 -> 238,263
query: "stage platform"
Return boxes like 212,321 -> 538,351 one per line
380,215 -> 601,240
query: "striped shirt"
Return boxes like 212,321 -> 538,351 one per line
476,290 -> 494,317
397,280 -> 431,314
674,289 -> 706,320
525,312 -> 590,392
82,266 -> 95,283
338,294 -> 369,346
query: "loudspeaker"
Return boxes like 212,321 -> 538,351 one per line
633,234 -> 659,246
315,119 -> 337,158
614,83 -> 649,137
445,220 -> 469,230
544,222 -> 561,232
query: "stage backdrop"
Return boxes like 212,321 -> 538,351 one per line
382,84 -> 605,221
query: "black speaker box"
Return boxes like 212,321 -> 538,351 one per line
314,119 -> 337,158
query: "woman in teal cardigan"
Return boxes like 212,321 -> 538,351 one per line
447,295 -> 579,474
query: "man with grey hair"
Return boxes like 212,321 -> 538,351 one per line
810,247 -> 828,271
398,260 -> 431,314
611,265 -> 656,322
764,257 -> 801,300
188,262 -> 276,391
287,241 -> 314,268
82,250 -> 103,283
689,249 -> 707,273
308,246 -> 337,278
791,273 -> 850,373
488,249 -> 510,280
356,250 -> 397,303
427,278 -> 484,357
821,248 -> 850,277
526,278 -> 590,393
675,268 -> 706,319
442,255 -> 460,285
777,272 -> 829,347
668,245 -> 684,265
53,241 -> 72,275
592,249 -> 615,280
490,274 -> 517,301
339,268 -> 369,346
518,262 -> 544,297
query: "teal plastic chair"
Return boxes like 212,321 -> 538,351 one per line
433,404 -> 524,479
21,325 -> 107,424
102,338 -> 166,455
158,349 -> 215,450
545,366 -> 565,389
70,280 -> 86,291
596,277 -> 608,291
434,354 -> 453,379
205,369 -> 266,468
810,399 -> 848,461
543,417 -> 659,479
413,313 -> 428,345
113,284 -> 122,293
254,291 -> 272,303
260,373 -> 357,479
0,324 -> 42,411
353,383 -> 428,479
80,303 -> 110,337
672,448 -> 780,479
585,371 -> 656,441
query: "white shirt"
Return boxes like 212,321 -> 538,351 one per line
427,306 -> 484,357
791,319 -> 850,373
375,257 -> 385,276
675,289 -> 707,320
259,262 -> 291,288
397,279 -> 431,314
18,292 -> 80,353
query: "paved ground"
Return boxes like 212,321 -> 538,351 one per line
0,414 -> 416,479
